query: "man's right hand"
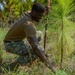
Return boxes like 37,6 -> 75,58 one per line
49,64 -> 56,73
45,61 -> 56,73
45,6 -> 50,14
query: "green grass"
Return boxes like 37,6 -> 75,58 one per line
0,28 -> 75,75
0,28 -> 7,39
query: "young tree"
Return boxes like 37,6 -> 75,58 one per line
48,0 -> 75,69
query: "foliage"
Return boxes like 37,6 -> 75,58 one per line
55,70 -> 68,75
0,0 -> 75,75
48,0 -> 75,57
0,0 -> 33,22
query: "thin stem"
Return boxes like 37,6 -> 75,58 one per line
60,18 -> 64,70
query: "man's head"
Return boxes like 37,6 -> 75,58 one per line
31,2 -> 45,22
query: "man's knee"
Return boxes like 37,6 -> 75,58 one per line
36,30 -> 43,44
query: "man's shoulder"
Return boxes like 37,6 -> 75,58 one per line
21,11 -> 32,21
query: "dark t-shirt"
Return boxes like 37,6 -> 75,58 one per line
4,12 -> 36,41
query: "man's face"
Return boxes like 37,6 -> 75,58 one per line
33,11 -> 44,22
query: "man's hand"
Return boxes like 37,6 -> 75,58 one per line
45,61 -> 56,73
45,6 -> 50,14
45,0 -> 50,14
48,63 -> 56,73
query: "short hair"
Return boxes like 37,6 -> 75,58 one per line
32,2 -> 45,13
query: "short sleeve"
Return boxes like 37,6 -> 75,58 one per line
24,21 -> 36,37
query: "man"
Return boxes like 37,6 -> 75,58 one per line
4,2 -> 56,73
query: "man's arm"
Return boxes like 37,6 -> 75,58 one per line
27,35 -> 56,73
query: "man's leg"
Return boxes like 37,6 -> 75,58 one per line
36,30 -> 44,44
17,30 -> 44,65
4,41 -> 37,65
4,41 -> 31,56
4,31 -> 44,65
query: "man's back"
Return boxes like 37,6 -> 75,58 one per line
4,13 -> 35,41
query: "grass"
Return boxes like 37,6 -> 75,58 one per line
0,27 -> 75,75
